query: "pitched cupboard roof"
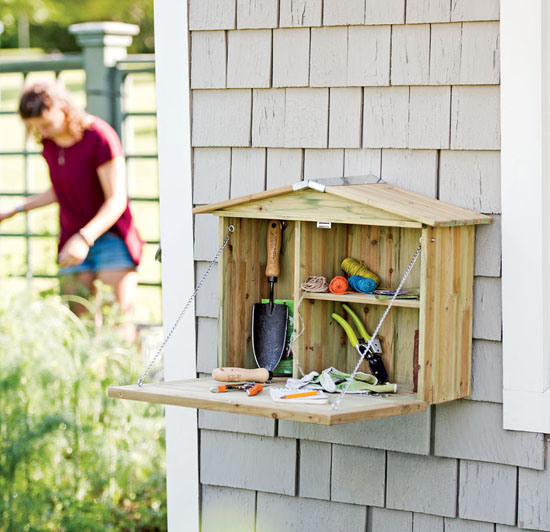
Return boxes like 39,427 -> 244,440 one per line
193,182 -> 492,227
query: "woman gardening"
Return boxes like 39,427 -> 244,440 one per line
0,80 -> 144,340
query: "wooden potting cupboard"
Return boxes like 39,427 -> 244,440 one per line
109,180 -> 492,425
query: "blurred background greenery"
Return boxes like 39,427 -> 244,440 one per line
0,0 -> 155,52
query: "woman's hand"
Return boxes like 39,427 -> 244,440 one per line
0,208 -> 17,223
58,233 -> 90,267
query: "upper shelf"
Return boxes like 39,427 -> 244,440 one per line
303,292 -> 421,309
108,377 -> 427,426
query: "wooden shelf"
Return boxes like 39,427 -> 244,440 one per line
108,378 -> 427,426
303,291 -> 421,309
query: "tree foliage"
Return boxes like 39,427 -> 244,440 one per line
0,0 -> 154,53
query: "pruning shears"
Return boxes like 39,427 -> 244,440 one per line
332,303 -> 389,383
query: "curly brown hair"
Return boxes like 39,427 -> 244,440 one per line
18,80 -> 91,140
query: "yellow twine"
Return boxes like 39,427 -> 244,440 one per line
341,257 -> 381,287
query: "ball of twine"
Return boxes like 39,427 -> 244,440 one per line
341,257 -> 381,287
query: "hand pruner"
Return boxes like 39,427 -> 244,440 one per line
332,303 -> 389,383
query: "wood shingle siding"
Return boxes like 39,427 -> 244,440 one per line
406,0 -> 451,24
230,147 -> 267,197
279,409 -> 431,455
272,28 -> 310,87
192,148 -> 231,203
190,31 -> 226,89
330,445 -> 386,505
192,89 -> 252,146
266,148 -> 303,187
200,430 -> 297,494
380,149 -> 438,197
434,401 -> 544,469
328,87 -> 362,147
199,410 -> 276,436
323,0 -> 366,26
236,0 -> 279,29
227,30 -> 272,88
298,441 -> 331,500
343,148 -> 381,177
386,452 -> 459,517
391,24 -> 431,85
439,150 -> 501,213
458,460 -> 517,525
279,0 -> 323,27
189,0 -> 236,30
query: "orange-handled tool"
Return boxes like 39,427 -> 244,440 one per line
210,383 -> 264,396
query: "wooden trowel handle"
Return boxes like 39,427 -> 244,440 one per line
213,367 -> 272,383
265,220 -> 282,278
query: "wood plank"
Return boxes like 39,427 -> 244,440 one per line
193,185 -> 294,214
212,189 -> 421,227
326,184 -> 492,226
303,292 -> 420,309
417,225 -> 474,403
108,377 -> 427,426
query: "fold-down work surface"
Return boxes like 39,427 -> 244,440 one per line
108,378 -> 427,426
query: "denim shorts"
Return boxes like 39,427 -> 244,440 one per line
59,231 -> 137,275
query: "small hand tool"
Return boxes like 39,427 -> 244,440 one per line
252,220 -> 289,371
212,367 -> 272,383
210,383 -> 264,396
332,303 -> 389,383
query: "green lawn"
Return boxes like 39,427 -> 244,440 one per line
0,69 -> 162,325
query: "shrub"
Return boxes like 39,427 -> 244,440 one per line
0,289 -> 167,531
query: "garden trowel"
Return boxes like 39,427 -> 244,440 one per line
252,220 -> 288,372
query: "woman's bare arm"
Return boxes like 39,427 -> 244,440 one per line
0,187 -> 57,222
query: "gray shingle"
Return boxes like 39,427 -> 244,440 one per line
193,148 -> 231,204
192,90 -> 252,147
406,0 -> 451,23
413,513 -> 444,532
256,492 -> 367,531
344,149 -> 381,177
299,440 -> 331,500
201,485 -> 255,532
391,25 -> 430,85
473,277 -> 502,341
451,0 -> 499,22
370,507 -> 413,532
279,0 -> 323,27
227,30 -> 272,88
381,149 -> 438,197
434,400 -> 545,469
195,262 -> 218,318
331,444 -> 385,506
439,150 -> 501,214
199,410 -> 276,436
519,445 -> 550,531
267,148 -> 303,188
189,0 -> 237,30
279,408 -> 431,455
459,460 -> 517,524
444,518 -> 495,532
230,148 -> 266,198
304,149 -> 344,179
474,215 -> 501,277
194,214 -> 220,262
200,430 -> 297,494
196,317 -> 218,373
469,339 -> 503,403
386,452 -> 458,517
237,0 -> 278,28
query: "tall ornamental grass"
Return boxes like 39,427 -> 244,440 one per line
0,289 -> 167,531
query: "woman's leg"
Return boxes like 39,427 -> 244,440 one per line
96,268 -> 139,342
59,272 -> 95,316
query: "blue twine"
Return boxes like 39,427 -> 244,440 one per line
348,275 -> 376,294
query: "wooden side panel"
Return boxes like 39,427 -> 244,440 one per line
219,217 -> 295,368
418,225 -> 475,403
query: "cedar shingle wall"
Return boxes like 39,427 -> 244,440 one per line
189,1 -> 550,530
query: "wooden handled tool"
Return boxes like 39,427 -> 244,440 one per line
212,367 -> 272,383
265,220 -> 282,278
210,383 -> 264,396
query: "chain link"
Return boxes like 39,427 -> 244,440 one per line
137,225 -> 235,387
332,242 -> 422,410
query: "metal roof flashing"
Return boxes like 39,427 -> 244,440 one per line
292,175 -> 384,193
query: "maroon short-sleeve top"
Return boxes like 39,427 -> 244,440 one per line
42,116 -> 144,265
